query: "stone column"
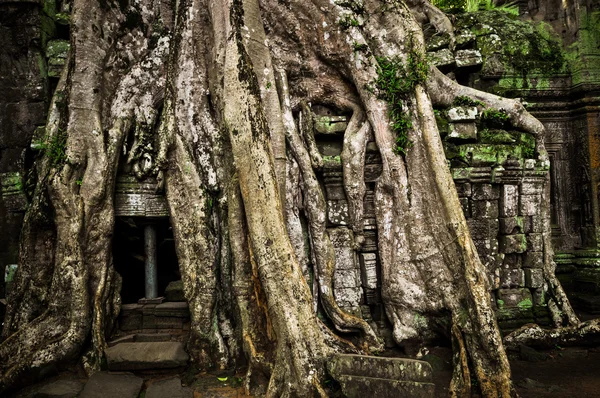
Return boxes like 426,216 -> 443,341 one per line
144,224 -> 158,299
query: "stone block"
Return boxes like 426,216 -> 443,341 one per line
334,268 -> 361,289
520,194 -> 541,216
499,234 -> 526,254
447,122 -> 477,140
428,48 -> 454,67
521,181 -> 544,195
146,377 -> 184,398
165,280 -> 185,301
80,372 -> 143,398
523,252 -> 544,269
327,200 -> 349,226
503,254 -> 523,268
500,185 -> 519,217
527,233 -> 543,252
155,317 -> 183,329
455,49 -> 482,68
335,287 -> 362,308
33,379 -> 85,398
327,354 -> 433,383
525,269 -> 544,288
455,30 -> 476,48
359,252 -> 378,290
427,33 -> 451,51
155,302 -> 190,317
497,288 -> 533,308
472,184 -> 499,200
500,269 -> 525,288
532,288 -> 546,306
466,218 -> 499,240
448,106 -> 478,122
471,199 -> 498,219
143,314 -> 157,329
329,227 -> 356,269
473,238 -> 498,258
455,183 -> 471,197
499,217 -> 524,235
314,115 -> 347,135
364,164 -> 382,182
119,313 -> 142,331
105,342 -> 189,371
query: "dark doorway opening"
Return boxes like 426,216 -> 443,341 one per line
113,217 -> 180,304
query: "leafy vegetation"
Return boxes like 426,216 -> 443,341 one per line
431,0 -> 519,15
453,95 -> 485,107
35,130 -> 68,167
373,48 -> 428,155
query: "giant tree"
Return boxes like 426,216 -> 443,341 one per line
0,0 -> 585,396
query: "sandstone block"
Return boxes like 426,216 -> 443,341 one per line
80,372 -> 143,398
500,185 -> 519,217
471,200 -> 499,219
525,269 -> 544,288
105,342 -> 189,371
499,234 -> 526,254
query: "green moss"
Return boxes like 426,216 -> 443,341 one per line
339,15 -> 360,30
373,47 -> 428,155
497,299 -> 505,308
453,96 -> 485,107
517,298 -> 533,309
36,130 -> 68,167
480,108 -> 510,129
479,129 -> 516,144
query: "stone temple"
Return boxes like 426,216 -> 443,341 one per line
1,0 -> 600,391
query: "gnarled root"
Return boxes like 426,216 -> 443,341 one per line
504,319 -> 600,350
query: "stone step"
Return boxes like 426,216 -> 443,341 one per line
80,372 -> 143,398
105,342 -> 189,371
327,354 -> 433,382
333,375 -> 436,398
146,377 -> 193,398
327,354 -> 434,398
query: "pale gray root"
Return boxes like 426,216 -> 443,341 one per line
300,102 -> 324,169
277,69 -> 382,351
406,0 -> 456,48
427,66 -> 580,327
229,177 -> 274,396
504,319 -> 600,350
223,3 -> 332,394
340,107 -> 370,248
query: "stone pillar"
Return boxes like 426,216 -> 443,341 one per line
144,224 -> 158,299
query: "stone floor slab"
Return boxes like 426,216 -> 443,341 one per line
106,342 -> 189,371
79,372 -> 143,398
146,377 -> 183,398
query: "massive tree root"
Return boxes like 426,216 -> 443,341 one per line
0,0 -> 587,396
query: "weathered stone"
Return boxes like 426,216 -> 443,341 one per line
334,268 -> 361,289
473,238 -> 498,259
455,183 -> 471,197
165,280 -> 185,301
499,217 -> 524,235
426,33 -> 451,51
427,48 -> 454,67
326,200 -> 349,226
155,302 -> 189,318
520,181 -> 544,195
525,268 -> 544,288
472,184 -> 499,201
146,378 -> 184,398
500,185 -> 519,217
526,233 -> 543,252
448,106 -> 478,122
33,379 -> 85,398
497,288 -> 533,308
503,254 -> 523,268
80,372 -> 143,398
327,354 -> 434,387
358,252 -> 378,290
500,268 -> 525,288
471,200 -> 499,219
335,287 -> 363,308
466,218 -> 499,240
313,115 -> 347,135
523,252 -> 544,269
447,122 -> 477,140
105,342 -> 189,371
520,194 -> 540,216
455,29 -> 476,48
459,197 -> 470,217
455,49 -> 482,68
499,234 -> 527,254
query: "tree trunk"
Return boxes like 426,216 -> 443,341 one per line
0,0 -> 583,396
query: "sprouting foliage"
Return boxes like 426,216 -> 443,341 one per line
453,95 -> 485,107
432,0 -> 519,15
373,47 -> 428,155
35,129 -> 68,167
480,108 -> 510,129
338,14 -> 361,30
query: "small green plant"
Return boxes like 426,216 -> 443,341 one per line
480,108 -> 510,129
266,81 -> 272,89
352,42 -> 369,52
76,178 -> 83,186
36,130 -> 68,167
432,0 -> 519,15
339,14 -> 360,30
373,46 -> 428,155
453,95 -> 485,107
